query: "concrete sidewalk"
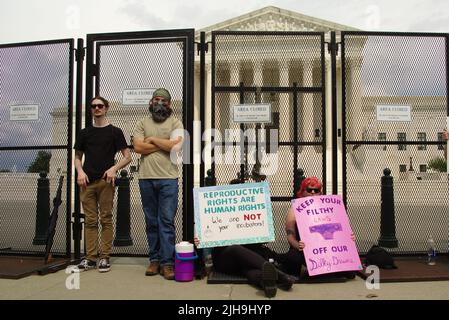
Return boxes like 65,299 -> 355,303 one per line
1,257 -> 448,300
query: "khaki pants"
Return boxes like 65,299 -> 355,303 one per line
80,179 -> 114,261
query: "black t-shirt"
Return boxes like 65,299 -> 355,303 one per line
74,124 -> 128,182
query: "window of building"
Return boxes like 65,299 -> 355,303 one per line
399,164 -> 407,173
398,132 -> 406,150
437,132 -> 444,150
419,164 -> 427,172
417,132 -> 426,150
378,132 -> 386,151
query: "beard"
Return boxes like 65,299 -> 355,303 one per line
149,103 -> 172,123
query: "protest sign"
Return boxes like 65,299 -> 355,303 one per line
194,182 -> 275,248
293,195 -> 362,276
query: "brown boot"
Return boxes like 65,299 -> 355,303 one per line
145,261 -> 160,276
160,265 -> 175,280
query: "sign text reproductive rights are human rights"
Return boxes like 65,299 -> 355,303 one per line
194,182 -> 275,248
293,195 -> 362,276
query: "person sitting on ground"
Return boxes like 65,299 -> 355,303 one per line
279,177 -> 356,279
193,238 -> 295,298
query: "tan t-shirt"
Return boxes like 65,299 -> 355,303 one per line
133,115 -> 184,179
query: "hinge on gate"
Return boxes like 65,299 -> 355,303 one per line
75,47 -> 85,62
196,41 -> 209,55
326,41 -> 340,55
91,63 -> 98,76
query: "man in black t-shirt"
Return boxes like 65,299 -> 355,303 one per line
73,96 -> 131,273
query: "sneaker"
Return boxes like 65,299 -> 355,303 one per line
145,261 -> 160,276
261,261 -> 277,298
160,265 -> 175,280
72,259 -> 96,273
98,258 -> 111,273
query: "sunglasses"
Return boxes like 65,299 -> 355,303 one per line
306,187 -> 320,193
91,104 -> 105,109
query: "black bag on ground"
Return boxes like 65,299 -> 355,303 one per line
365,245 -> 397,269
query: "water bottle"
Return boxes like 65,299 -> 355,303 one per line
427,236 -> 437,266
203,247 -> 213,276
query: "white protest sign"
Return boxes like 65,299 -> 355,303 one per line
194,182 -> 275,248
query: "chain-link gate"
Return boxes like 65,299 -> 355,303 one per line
341,32 -> 448,254
1,29 -> 446,262
84,30 -> 195,256
0,39 -> 74,257
205,31 -> 327,253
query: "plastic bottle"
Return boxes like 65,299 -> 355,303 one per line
203,248 -> 213,275
427,236 -> 437,266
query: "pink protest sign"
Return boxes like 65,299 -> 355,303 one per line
293,195 -> 362,276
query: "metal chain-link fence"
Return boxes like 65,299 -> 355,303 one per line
0,40 -> 73,256
342,32 -> 448,254
210,32 -> 326,253
85,31 -> 194,256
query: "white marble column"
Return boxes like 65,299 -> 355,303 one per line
302,58 -> 315,143
324,58 -> 334,191
345,57 -> 363,142
205,62 -> 212,140
279,62 -> 290,142
254,60 -> 264,87
203,62 -> 213,170
229,60 -> 241,128
219,60 -> 240,146
345,57 -> 366,177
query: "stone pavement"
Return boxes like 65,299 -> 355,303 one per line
1,257 -> 449,300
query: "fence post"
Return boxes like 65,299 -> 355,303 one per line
195,169 -> 217,279
378,168 -> 398,248
113,170 -> 133,246
33,172 -> 50,245
205,169 -> 216,187
294,168 -> 305,196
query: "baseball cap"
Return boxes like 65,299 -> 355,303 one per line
152,88 -> 171,100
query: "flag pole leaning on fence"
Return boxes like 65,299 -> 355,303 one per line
44,175 -> 64,264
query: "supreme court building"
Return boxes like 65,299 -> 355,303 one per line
2,6 -> 447,256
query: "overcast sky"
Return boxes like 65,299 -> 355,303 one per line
1,0 -> 448,44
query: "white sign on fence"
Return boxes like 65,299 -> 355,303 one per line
232,103 -> 272,123
376,105 -> 411,122
122,88 -> 156,105
9,104 -> 39,121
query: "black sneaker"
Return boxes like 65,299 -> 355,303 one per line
72,259 -> 96,273
261,261 -> 277,298
98,258 -> 111,273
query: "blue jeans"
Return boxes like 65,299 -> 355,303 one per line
139,179 -> 178,266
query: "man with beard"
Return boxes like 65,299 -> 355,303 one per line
74,96 -> 131,273
133,88 -> 183,280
